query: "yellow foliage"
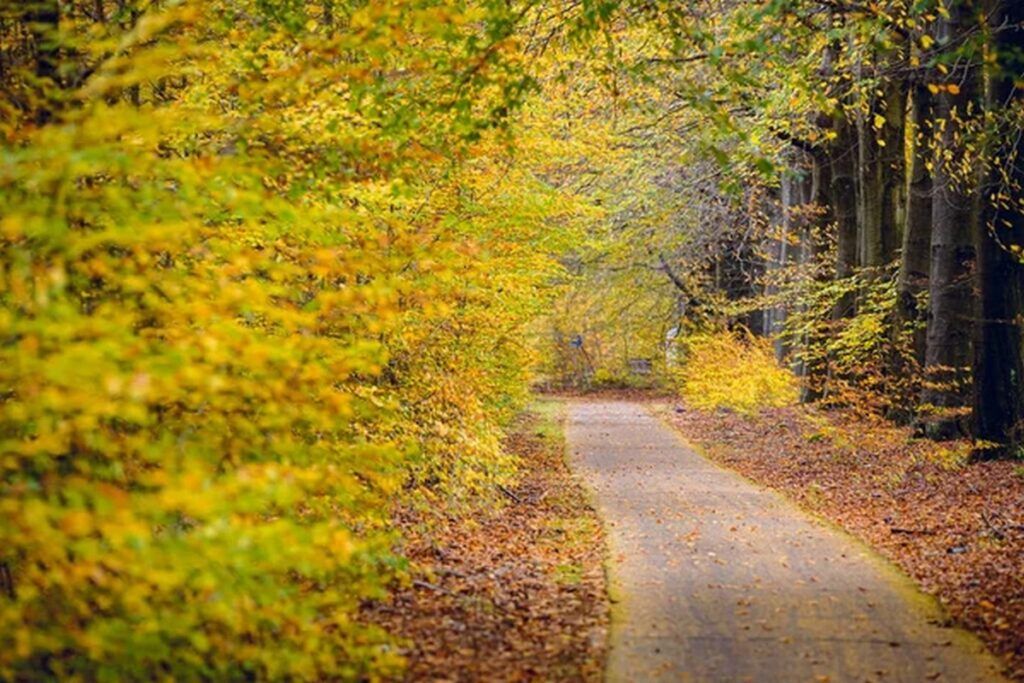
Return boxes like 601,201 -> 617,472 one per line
0,1 -> 591,679
674,332 -> 799,415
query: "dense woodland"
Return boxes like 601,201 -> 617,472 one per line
544,0 -> 1024,456
1,0 -> 1023,679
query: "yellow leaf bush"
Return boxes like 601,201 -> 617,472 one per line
674,332 -> 799,415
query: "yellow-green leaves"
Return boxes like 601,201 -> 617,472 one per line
674,333 -> 799,415
0,0 -> 580,679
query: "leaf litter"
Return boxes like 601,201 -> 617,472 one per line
666,403 -> 1024,680
363,406 -> 609,681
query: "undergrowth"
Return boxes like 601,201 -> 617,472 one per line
674,331 -> 799,414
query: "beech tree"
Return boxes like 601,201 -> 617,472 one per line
973,0 -> 1024,456
549,0 -> 1024,448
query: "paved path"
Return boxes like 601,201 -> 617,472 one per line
566,400 -> 1006,683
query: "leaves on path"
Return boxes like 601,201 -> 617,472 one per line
668,404 -> 1024,680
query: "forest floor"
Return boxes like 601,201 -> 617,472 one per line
660,401 -> 1024,680
569,398 -> 1004,683
364,399 -> 609,681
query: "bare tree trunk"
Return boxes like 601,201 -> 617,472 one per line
897,81 -> 934,366
857,76 -> 906,269
972,0 -> 1024,458
830,109 -> 858,318
880,79 -> 907,261
744,190 -> 767,335
857,108 -> 884,268
920,0 -> 982,439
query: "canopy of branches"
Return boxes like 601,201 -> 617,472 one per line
2,0 -> 1022,678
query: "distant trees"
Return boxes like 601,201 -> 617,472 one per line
547,0 -> 1024,455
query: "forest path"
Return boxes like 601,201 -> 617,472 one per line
566,400 -> 1006,683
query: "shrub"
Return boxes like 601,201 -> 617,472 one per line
674,331 -> 799,414
778,263 -> 924,418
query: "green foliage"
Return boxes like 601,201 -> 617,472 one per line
778,263 -> 924,417
0,0 -> 594,678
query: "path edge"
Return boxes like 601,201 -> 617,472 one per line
645,400 -> 1010,680
546,397 -> 615,680
562,398 -> 633,683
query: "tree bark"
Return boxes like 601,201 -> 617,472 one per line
897,81 -> 934,366
857,73 -> 906,269
856,106 -> 884,268
830,108 -> 859,319
920,0 -> 982,439
880,79 -> 907,261
972,0 -> 1024,458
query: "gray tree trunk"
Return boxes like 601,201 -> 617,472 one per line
857,79 -> 906,269
972,0 -> 1024,458
897,81 -> 934,366
830,109 -> 859,319
920,0 -> 982,439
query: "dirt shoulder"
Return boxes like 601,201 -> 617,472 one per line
660,403 -> 1024,680
364,399 -> 609,681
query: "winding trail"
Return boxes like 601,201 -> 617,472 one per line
566,400 -> 1006,683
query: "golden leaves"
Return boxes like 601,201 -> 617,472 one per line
674,332 -> 799,415
927,83 -> 962,96
0,0 -> 565,679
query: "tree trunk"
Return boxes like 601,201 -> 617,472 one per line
880,79 -> 907,261
830,108 -> 858,318
857,76 -> 906,269
972,0 -> 1024,458
779,156 -> 814,362
24,0 -> 60,124
856,107 -> 884,268
744,189 -> 767,335
803,148 -> 834,401
920,0 -> 982,439
897,81 -> 934,366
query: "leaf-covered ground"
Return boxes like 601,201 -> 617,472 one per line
364,400 -> 609,681
663,403 -> 1024,680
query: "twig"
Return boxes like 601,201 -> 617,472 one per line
436,567 -> 468,579
977,510 -> 1024,539
980,510 -> 1005,540
889,527 -> 936,536
412,579 -> 453,596
498,484 -> 522,504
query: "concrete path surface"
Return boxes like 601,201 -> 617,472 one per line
566,400 -> 1006,683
